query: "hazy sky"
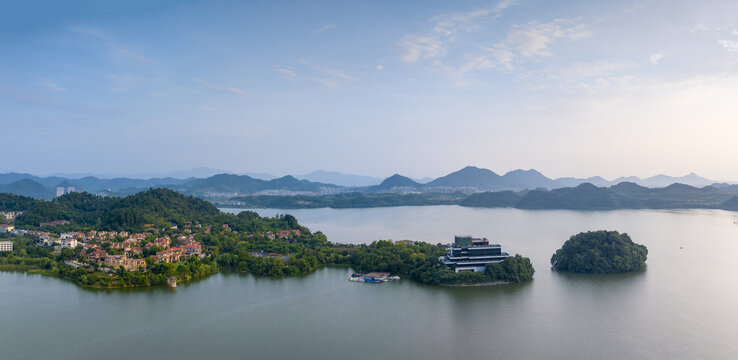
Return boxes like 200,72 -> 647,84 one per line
2,0 -> 738,180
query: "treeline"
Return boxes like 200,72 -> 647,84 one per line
349,240 -> 534,285
214,230 -> 351,277
229,182 -> 738,211
228,192 -> 467,209
462,182 -> 738,210
0,189 -> 304,233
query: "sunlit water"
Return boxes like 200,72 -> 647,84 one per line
2,206 -> 738,359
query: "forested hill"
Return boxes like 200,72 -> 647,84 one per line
461,182 -> 738,210
0,189 -> 299,233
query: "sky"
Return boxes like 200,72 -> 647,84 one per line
2,0 -> 738,180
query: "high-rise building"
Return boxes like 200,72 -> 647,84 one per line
66,187 -> 75,194
56,187 -> 65,197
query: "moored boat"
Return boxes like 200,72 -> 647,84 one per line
348,272 -> 399,283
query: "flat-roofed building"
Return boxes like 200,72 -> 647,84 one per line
441,235 -> 510,272
0,241 -> 13,252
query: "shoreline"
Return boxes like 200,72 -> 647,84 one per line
443,280 -> 513,287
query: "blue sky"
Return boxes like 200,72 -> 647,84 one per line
2,0 -> 738,180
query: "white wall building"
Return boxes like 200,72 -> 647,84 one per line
0,241 -> 13,252
60,239 -> 78,249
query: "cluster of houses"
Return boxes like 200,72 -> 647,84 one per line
3,215 -> 304,273
0,224 -> 15,233
6,226 -> 207,272
0,211 -> 23,223
80,234 -> 205,271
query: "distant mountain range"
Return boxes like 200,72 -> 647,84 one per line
0,166 -> 731,200
179,174 -> 341,196
296,170 -> 383,187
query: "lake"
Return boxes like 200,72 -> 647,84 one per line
2,206 -> 738,359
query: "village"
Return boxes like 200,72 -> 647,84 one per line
1,211 -> 303,274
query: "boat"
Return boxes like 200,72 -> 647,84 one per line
348,272 -> 399,283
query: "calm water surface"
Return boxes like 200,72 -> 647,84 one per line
2,206 -> 738,359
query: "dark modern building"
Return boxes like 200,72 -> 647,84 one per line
441,235 -> 510,272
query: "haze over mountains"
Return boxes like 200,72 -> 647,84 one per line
0,165 -> 731,200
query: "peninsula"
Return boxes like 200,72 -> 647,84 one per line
0,189 -> 533,288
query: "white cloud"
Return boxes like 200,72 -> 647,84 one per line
501,20 -> 592,59
489,47 -> 515,70
399,35 -> 444,62
277,68 -> 297,80
38,77 -> 66,92
194,78 -> 248,95
649,53 -> 664,64
310,65 -> 353,81
432,54 -> 499,86
69,25 -> 151,63
277,62 -> 353,89
690,24 -> 709,33
718,39 -> 738,51
519,61 -> 637,93
399,0 -> 515,63
376,64 -> 384,71
313,78 -> 340,90
311,23 -> 336,34
108,74 -> 136,92
426,19 -> 591,85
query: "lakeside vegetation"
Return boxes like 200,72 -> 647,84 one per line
1,189 -> 534,288
226,192 -> 467,209
550,230 -> 648,273
350,240 -> 534,285
0,190 -> 350,288
218,182 -> 738,211
464,183 -> 738,210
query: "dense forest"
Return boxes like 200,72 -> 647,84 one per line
550,230 -> 648,273
1,189 -> 301,233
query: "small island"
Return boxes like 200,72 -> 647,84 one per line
350,236 -> 534,286
550,230 -> 648,273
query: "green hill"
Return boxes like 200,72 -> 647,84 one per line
515,183 -> 632,210
8,188 -> 227,231
463,182 -> 735,210
459,190 -> 521,207
551,230 -> 648,273
0,179 -> 55,200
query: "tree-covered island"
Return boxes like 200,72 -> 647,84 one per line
0,189 -> 534,288
550,230 -> 648,273
350,240 -> 534,286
